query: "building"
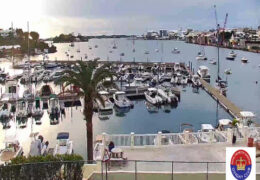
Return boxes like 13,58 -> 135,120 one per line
0,28 -> 16,38
159,30 -> 168,37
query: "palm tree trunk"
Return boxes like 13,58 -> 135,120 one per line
84,96 -> 94,161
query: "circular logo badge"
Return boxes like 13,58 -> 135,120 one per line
230,149 -> 252,180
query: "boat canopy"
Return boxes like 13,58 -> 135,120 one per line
201,124 -> 214,130
218,119 -> 232,126
57,132 -> 69,140
115,91 -> 126,95
240,111 -> 255,118
99,91 -> 109,95
199,66 -> 209,70
148,88 -> 157,91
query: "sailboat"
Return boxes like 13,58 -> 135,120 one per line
112,40 -> 117,49
132,38 -> 135,52
196,46 -> 207,60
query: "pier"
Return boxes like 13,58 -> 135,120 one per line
200,78 -> 242,119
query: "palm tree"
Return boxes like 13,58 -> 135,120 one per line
57,60 -> 114,160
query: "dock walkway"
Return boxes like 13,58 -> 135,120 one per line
200,78 -> 242,119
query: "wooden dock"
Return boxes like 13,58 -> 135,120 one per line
200,78 -> 242,119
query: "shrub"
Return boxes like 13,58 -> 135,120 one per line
0,154 -> 84,180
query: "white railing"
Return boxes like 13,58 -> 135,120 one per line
100,127 -> 260,148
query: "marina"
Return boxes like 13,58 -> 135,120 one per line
0,39 -> 260,161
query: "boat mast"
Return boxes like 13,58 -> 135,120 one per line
214,5 -> 220,82
27,22 -> 32,94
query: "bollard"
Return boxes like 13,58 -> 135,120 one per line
157,131 -> 162,147
130,132 -> 135,148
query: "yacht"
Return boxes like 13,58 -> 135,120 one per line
96,91 -> 113,114
172,48 -> 180,54
16,100 -> 28,128
48,95 -> 61,123
113,91 -> 133,108
32,97 -> 44,120
144,88 -> 163,105
227,51 -> 236,58
53,132 -> 73,155
196,52 -> 207,60
1,80 -> 19,101
191,75 -> 202,87
224,68 -> 232,75
0,139 -> 23,163
241,57 -> 248,63
123,77 -> 148,90
197,66 -> 210,81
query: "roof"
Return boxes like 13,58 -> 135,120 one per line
218,119 -> 232,126
57,132 -> 69,139
201,124 -> 214,130
240,111 -> 255,118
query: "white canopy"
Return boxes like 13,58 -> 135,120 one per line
201,124 -> 214,130
219,119 -> 232,126
240,111 -> 255,118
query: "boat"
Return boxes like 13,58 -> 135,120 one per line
144,88 -> 163,105
48,94 -> 61,123
197,66 -> 210,81
209,60 -> 217,65
198,124 -> 216,143
224,68 -> 232,75
113,91 -> 133,108
172,48 -> 180,54
158,88 -> 172,104
215,80 -> 228,95
191,75 -> 201,87
96,91 -> 113,115
89,46 -> 92,50
144,50 -> 149,54
32,97 -> 44,120
16,100 -> 28,128
1,80 -> 19,101
241,57 -> 248,63
123,77 -> 148,90
53,132 -> 73,155
226,54 -> 235,60
217,119 -> 232,131
94,45 -> 98,48
77,49 -> 80,53
196,52 -> 207,60
155,49 -> 159,52
0,139 -> 23,163
120,53 -> 125,56
70,42 -> 74,47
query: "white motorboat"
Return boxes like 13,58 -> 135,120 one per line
48,95 -> 61,123
196,52 -> 207,60
241,57 -> 248,63
224,68 -> 232,75
16,100 -> 28,128
96,91 -> 113,114
113,91 -> 133,108
1,80 -> 19,101
53,132 -> 73,155
172,48 -> 180,54
144,88 -> 163,105
0,139 -> 23,164
198,124 -> 216,143
32,97 -> 44,120
191,75 -> 201,87
197,66 -> 210,81
217,119 -> 232,131
144,50 -> 149,54
174,63 -> 181,72
226,54 -> 235,60
209,60 -> 217,65
123,77 -> 148,90
158,88 -> 172,104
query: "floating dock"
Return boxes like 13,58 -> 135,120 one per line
200,78 -> 242,119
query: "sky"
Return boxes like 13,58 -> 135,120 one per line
0,0 -> 260,38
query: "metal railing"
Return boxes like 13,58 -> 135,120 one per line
99,160 -> 260,180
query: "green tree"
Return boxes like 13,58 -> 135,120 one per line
30,31 -> 39,41
56,61 -> 114,160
